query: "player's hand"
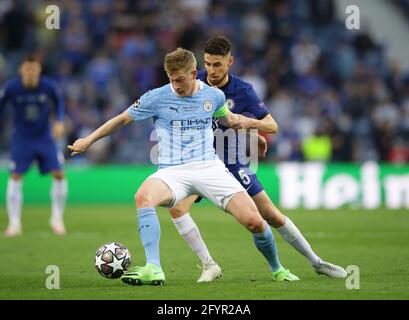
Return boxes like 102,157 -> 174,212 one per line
67,138 -> 91,156
53,122 -> 65,140
258,135 -> 268,158
232,114 -> 252,130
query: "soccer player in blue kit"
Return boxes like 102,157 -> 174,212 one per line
68,48 -> 291,286
0,56 -> 67,236
168,36 -> 347,282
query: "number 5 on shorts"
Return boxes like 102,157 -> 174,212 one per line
238,169 -> 251,185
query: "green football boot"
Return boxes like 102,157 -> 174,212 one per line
272,267 -> 300,281
121,263 -> 165,286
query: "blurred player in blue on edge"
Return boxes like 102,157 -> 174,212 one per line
68,48 -> 292,286
168,36 -> 347,282
0,56 -> 67,236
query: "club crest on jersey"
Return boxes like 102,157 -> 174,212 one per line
203,100 -> 213,112
131,99 -> 140,109
226,99 -> 235,109
38,94 -> 47,103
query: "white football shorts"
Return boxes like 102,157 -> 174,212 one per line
148,159 -> 245,210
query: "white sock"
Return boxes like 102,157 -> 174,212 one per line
276,216 -> 321,268
172,213 -> 213,265
50,178 -> 68,225
6,179 -> 23,228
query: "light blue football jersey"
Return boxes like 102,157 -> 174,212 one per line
127,80 -> 226,168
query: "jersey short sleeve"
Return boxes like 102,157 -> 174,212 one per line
127,90 -> 157,122
244,84 -> 269,119
212,88 -> 228,118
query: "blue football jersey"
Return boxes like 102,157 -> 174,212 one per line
197,70 -> 269,169
0,76 -> 64,138
127,80 -> 226,168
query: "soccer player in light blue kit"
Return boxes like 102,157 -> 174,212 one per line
0,56 -> 67,236
68,48 -> 285,285
169,36 -> 347,282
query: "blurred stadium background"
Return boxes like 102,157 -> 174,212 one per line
0,0 -> 408,165
0,0 -> 408,300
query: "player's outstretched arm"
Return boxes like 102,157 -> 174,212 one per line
68,110 -> 133,156
217,109 -> 253,130
251,114 -> 278,134
53,121 -> 65,140
225,112 -> 278,133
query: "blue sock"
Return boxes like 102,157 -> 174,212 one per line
253,223 -> 282,272
137,207 -> 161,268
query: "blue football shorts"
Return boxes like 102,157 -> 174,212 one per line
10,135 -> 63,174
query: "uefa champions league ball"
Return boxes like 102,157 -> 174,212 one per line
95,242 -> 132,279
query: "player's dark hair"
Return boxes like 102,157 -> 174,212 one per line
204,36 -> 232,56
21,55 -> 40,65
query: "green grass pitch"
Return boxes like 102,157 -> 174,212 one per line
0,204 -> 408,300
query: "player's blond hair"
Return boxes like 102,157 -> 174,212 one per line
164,48 -> 197,74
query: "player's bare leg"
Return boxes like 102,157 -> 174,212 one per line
50,170 -> 68,235
252,191 -> 347,279
169,195 -> 222,283
225,191 -> 299,281
121,178 -> 173,286
4,172 -> 23,237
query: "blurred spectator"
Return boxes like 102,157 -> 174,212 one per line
61,18 -> 90,73
388,138 -> 409,163
267,0 -> 297,53
241,7 -> 270,53
309,0 -> 335,26
241,65 -> 267,101
0,0 -> 32,53
301,126 -> 332,162
86,0 -> 112,48
86,49 -> 117,106
291,34 -> 321,76
330,39 -> 357,81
